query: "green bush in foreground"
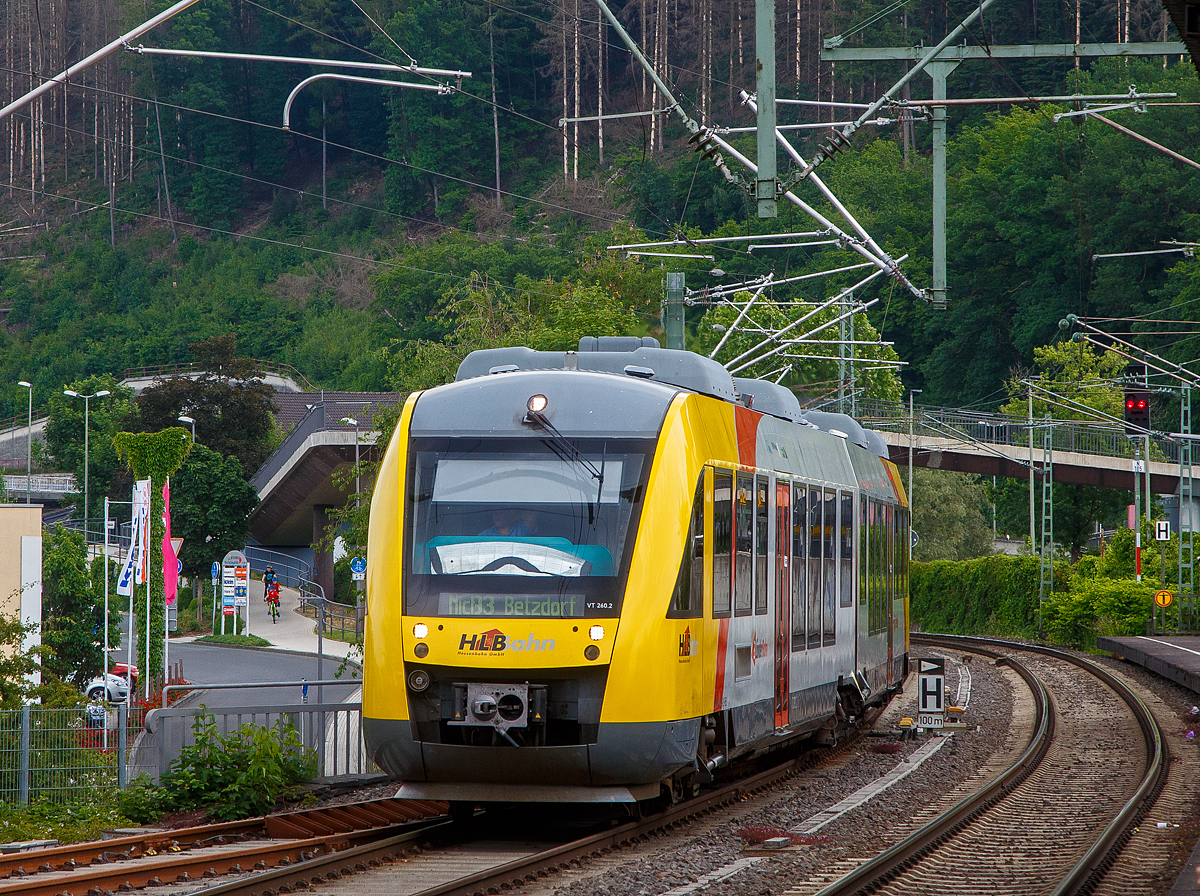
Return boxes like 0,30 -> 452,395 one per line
119,715 -> 317,822
196,633 -> 272,648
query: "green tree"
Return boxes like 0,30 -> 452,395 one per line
0,612 -> 46,708
172,445 -> 260,578
43,377 -> 138,524
41,526 -> 119,687
910,469 -> 994,562
136,336 -> 278,476
113,429 -> 193,684
995,341 -> 1130,556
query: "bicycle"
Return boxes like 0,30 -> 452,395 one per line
266,582 -> 280,623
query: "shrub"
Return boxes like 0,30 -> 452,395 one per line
1043,578 -> 1153,649
119,714 -> 316,822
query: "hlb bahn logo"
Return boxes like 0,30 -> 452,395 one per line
459,629 -> 507,653
458,630 -> 557,655
678,626 -> 698,659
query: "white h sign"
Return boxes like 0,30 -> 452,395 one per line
917,658 -> 945,728
1155,521 -> 1171,542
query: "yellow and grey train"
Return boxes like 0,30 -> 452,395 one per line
363,336 -> 910,805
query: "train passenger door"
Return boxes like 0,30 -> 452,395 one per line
774,480 -> 790,729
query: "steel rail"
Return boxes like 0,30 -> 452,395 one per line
810,640 -> 1052,896
920,634 -> 1168,896
813,633 -> 1166,896
185,706 -> 889,896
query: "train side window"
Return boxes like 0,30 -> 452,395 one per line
878,501 -> 888,633
886,504 -> 895,606
807,487 -> 822,649
859,498 -> 868,609
791,486 -> 806,650
839,492 -> 853,609
823,489 -> 837,646
754,475 -> 769,615
735,473 -> 754,616
712,471 -> 733,618
668,476 -> 705,618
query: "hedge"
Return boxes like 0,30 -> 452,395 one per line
911,555 -> 1070,638
911,555 -> 1155,649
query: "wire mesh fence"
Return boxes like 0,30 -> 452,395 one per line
0,703 -> 147,805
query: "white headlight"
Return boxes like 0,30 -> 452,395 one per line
589,625 -> 605,641
413,623 -> 429,639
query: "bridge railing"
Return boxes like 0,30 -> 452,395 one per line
851,399 -> 1181,464
121,359 -> 315,391
3,472 -> 76,496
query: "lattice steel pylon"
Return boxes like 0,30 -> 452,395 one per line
1038,417 -> 1054,619
1181,387 -> 1195,630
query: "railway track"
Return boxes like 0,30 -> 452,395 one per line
806,634 -> 1168,896
0,799 -> 446,896
156,706 -> 887,896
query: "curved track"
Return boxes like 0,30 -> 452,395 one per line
811,634 -> 1167,896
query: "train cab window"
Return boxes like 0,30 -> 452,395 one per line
712,470 -> 733,618
403,436 -> 653,620
791,487 -> 806,650
807,487 -> 822,649
668,477 -> 705,619
735,473 -> 754,616
839,492 -> 853,609
823,489 -> 836,646
754,475 -> 769,616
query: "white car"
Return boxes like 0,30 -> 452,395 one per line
86,673 -> 129,703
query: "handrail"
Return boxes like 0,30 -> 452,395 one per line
121,359 -> 316,391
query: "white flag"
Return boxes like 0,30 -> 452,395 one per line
117,498 -> 144,597
132,479 -> 151,586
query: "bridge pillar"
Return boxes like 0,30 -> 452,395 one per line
312,505 -> 335,602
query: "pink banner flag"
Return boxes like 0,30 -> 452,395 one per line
163,477 -> 178,607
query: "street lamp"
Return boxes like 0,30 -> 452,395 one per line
17,381 -> 31,504
63,388 -> 111,548
178,415 -> 195,441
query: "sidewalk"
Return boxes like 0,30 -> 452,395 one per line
173,577 -> 358,661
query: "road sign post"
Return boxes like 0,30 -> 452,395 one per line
917,657 -> 945,730
222,551 -> 248,637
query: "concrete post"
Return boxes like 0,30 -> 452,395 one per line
754,0 -> 777,218
927,60 -> 959,311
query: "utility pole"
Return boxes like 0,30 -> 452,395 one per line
663,273 -> 686,350
908,389 -> 921,561
754,0 -> 777,218
1029,384 -> 1035,550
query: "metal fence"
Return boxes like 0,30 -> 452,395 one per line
0,703 -> 148,805
144,694 -> 374,782
850,398 -> 1183,463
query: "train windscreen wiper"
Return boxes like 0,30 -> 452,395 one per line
523,408 -> 605,520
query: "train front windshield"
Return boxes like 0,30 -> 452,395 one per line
405,437 -> 654,619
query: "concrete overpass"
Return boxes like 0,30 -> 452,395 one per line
248,394 -> 402,600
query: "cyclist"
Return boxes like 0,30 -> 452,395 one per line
266,580 -> 281,622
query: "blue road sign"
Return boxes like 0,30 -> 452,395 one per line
211,561 -> 221,579
350,556 -> 367,574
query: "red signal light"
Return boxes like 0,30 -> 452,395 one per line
1137,400 -> 1147,410
1126,399 -> 1136,409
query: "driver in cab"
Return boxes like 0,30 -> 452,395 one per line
480,509 -> 539,537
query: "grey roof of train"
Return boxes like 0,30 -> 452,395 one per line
455,340 -> 889,459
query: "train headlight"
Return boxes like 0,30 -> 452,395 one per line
527,394 -> 548,414
412,623 -> 428,639
584,645 -> 600,661
408,669 -> 431,692
414,642 -> 429,658
589,625 -> 605,641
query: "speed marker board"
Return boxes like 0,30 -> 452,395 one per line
918,658 -> 945,728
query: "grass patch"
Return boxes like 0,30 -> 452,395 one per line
0,796 -> 131,844
196,633 -> 273,648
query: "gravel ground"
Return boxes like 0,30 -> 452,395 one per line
510,649 -> 1020,896
297,643 -> 1200,896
